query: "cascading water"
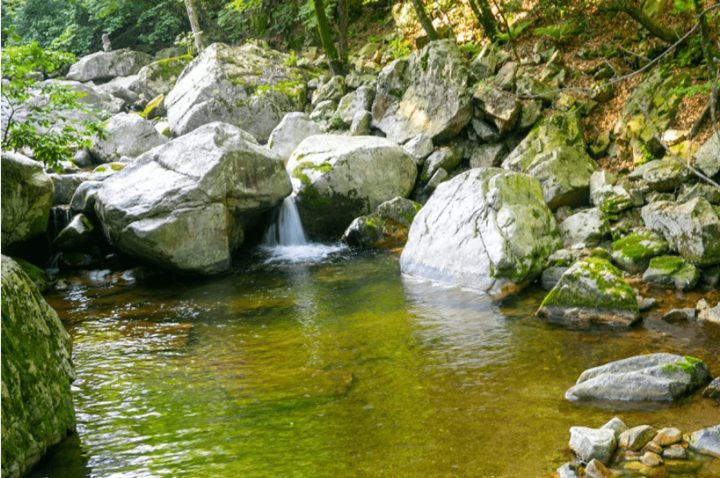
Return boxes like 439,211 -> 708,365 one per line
261,192 -> 345,264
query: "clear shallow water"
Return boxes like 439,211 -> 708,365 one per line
31,251 -> 720,478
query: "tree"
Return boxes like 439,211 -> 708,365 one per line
184,0 -> 204,52
1,42 -> 105,170
606,0 -> 678,43
468,0 -> 497,41
311,0 -> 346,75
411,0 -> 439,40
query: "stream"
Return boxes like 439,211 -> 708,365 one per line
29,248 -> 720,477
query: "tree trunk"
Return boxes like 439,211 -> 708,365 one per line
411,0 -> 438,41
469,0 -> 497,41
184,0 -> 204,53
609,1 -> 677,43
312,0 -> 346,75
337,0 -> 349,62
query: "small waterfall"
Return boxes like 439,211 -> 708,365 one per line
263,195 -> 308,246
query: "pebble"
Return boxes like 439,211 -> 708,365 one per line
641,451 -> 663,467
662,308 -> 696,322
662,444 -> 686,460
642,441 -> 663,454
653,427 -> 682,446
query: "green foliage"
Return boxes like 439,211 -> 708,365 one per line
1,42 -> 105,170
533,19 -> 584,44
496,19 -> 534,43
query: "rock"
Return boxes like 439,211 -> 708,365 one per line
694,133 -> 720,178
70,181 -> 103,216
165,42 -> 306,141
469,143 -> 506,169
565,353 -> 711,403
662,445 -> 686,459
556,463 -> 579,478
310,99 -> 337,122
661,308 -> 696,321
601,417 -> 628,438
473,83 -> 521,134
67,48 -> 153,82
41,79 -> 124,116
470,119 -> 501,143
541,266 -> 567,290
1,153 -> 54,249
697,299 -> 720,324
703,377 -> 720,400
402,134 -> 434,164
372,40 -> 472,143
495,61 -> 518,91
688,425 -> 720,458
502,112 -> 597,210
469,43 -> 501,80
641,198 -> 720,266
131,55 -> 190,100
642,441 -> 663,455
702,265 -> 720,287
53,214 -> 94,251
349,110 -> 372,135
421,146 -> 463,181
629,158 -> 690,192
619,425 -> 657,451
1,256 -> 75,478
569,426 -> 617,464
537,258 -> 639,328
610,229 -> 669,273
558,208 -> 609,248
638,296 -> 657,312
590,171 -> 639,216
49,173 -> 91,205
641,451 -> 663,467
585,458 -> 613,478
400,168 -> 561,297
267,112 -> 323,162
653,427 -> 682,446
623,461 -> 668,478
73,149 -> 94,168
678,183 -> 720,205
642,255 -> 700,290
97,75 -> 141,105
341,197 -> 420,249
335,85 -> 375,125
94,122 -> 291,274
424,168 -> 448,192
90,113 -> 167,164
313,75 -> 345,106
288,135 -> 417,237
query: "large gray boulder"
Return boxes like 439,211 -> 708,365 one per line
1,256 -> 76,478
287,135 -> 417,237
90,113 -> 168,163
371,40 -> 472,143
165,42 -> 306,141
689,425 -> 720,458
130,55 -> 191,100
67,48 -> 153,82
400,168 -> 561,297
1,153 -> 54,249
94,122 -> 291,274
537,258 -> 639,328
641,197 -> 720,266
565,353 -> 710,403
502,112 -> 597,210
267,112 -> 323,162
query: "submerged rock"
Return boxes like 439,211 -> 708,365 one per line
501,112 -> 597,210
565,353 -> 710,403
537,258 -> 639,328
372,40 -> 472,143
400,168 -> 561,297
95,122 -> 291,274
342,197 -> 420,249
287,135 -> 417,238
90,112 -> 168,163
642,255 -> 699,290
1,256 -> 76,478
1,153 -> 54,249
165,42 -> 306,141
641,197 -> 720,266
67,48 -> 153,82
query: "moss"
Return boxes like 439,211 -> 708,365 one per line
611,230 -> 668,262
141,94 -> 165,119
646,255 -> 685,273
662,356 -> 703,375
145,55 -> 190,82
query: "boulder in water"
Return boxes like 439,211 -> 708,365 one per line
67,48 -> 153,82
400,168 -> 561,298
342,197 -> 421,249
1,256 -> 76,478
165,42 -> 306,141
287,134 -> 417,238
94,122 -> 291,274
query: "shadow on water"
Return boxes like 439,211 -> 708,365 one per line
32,250 -> 720,478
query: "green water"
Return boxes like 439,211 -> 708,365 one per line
31,251 -> 719,477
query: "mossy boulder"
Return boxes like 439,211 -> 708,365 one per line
589,170 -> 641,217
165,42 -> 307,141
537,257 -> 640,328
288,135 -> 417,239
629,158 -> 690,192
1,256 -> 76,478
611,229 -> 669,273
67,48 -> 153,82
1,153 -> 54,250
372,40 -> 472,143
565,353 -> 710,403
400,168 -> 561,298
502,111 -> 597,210
641,197 -> 720,266
341,196 -> 421,249
132,54 -> 191,100
642,255 -> 700,291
